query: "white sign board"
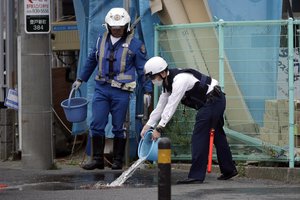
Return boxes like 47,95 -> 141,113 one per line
24,0 -> 50,34
277,48 -> 300,99
4,89 -> 18,110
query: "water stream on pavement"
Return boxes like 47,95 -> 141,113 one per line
94,157 -> 146,188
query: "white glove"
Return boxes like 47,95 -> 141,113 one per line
143,93 -> 151,108
72,79 -> 82,90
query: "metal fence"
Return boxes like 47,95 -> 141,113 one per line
154,19 -> 300,168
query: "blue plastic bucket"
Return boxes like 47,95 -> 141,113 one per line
138,129 -> 161,161
61,88 -> 88,123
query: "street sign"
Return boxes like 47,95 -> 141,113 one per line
24,0 -> 51,34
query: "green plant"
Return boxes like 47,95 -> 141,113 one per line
48,163 -> 61,170
236,162 -> 246,177
164,105 -> 195,148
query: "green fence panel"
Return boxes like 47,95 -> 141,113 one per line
155,19 -> 300,167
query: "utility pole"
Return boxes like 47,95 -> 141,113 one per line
19,0 -> 53,169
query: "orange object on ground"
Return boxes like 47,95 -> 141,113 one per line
0,184 -> 8,189
207,128 -> 215,173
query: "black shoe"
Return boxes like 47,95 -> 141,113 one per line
81,160 -> 104,170
176,178 -> 203,184
217,170 -> 238,180
111,161 -> 123,170
83,136 -> 105,170
111,138 -> 126,170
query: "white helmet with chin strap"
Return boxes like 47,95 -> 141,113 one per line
104,8 -> 131,32
144,56 -> 168,76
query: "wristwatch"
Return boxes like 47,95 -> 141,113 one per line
155,126 -> 164,134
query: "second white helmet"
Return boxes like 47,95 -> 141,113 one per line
105,8 -> 131,32
144,56 -> 168,76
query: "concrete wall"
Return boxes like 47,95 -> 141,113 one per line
0,109 -> 15,160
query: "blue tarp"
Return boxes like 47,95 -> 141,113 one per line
73,0 -> 283,133
207,0 -> 283,125
72,0 -> 159,141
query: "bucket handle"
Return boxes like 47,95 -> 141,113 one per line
67,88 -> 82,108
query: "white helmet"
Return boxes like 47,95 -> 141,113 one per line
144,56 -> 168,76
105,8 -> 131,32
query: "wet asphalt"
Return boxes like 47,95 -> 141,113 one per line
0,161 -> 300,200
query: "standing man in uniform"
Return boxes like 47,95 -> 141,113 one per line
73,8 -> 152,170
140,56 -> 237,183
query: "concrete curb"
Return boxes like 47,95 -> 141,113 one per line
171,163 -> 300,183
244,166 -> 300,183
1,161 -> 299,184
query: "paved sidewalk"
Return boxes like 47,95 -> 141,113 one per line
173,163 -> 300,184
0,160 -> 299,200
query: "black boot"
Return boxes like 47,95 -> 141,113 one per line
82,136 -> 105,170
111,138 -> 126,170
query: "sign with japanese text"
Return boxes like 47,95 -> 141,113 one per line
277,48 -> 300,99
24,0 -> 50,34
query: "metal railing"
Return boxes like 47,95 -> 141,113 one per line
154,18 -> 300,168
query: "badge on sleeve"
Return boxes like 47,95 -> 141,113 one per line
140,44 -> 146,54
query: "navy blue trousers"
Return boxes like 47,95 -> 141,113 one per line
90,82 -> 130,138
188,92 -> 236,181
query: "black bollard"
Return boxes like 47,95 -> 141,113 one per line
158,137 -> 171,200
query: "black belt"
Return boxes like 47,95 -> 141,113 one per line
206,85 -> 223,103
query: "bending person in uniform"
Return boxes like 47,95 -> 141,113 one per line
73,8 -> 152,170
140,56 -> 237,184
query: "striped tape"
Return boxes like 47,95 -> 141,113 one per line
158,149 -> 171,164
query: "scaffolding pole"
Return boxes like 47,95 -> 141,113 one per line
0,0 -> 4,102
